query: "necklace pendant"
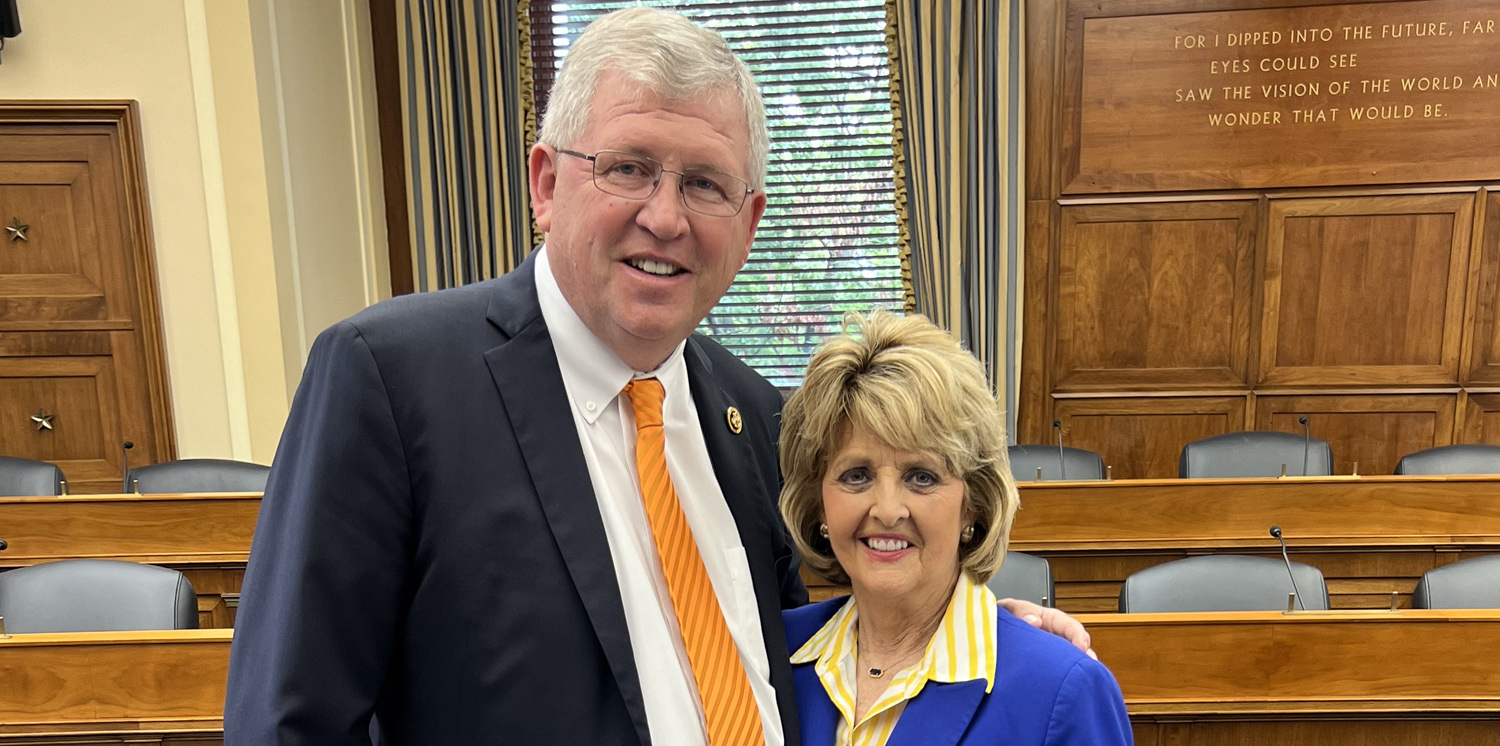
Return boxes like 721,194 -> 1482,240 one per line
868,667 -> 884,678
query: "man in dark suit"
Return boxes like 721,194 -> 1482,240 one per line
225,8 -> 1084,746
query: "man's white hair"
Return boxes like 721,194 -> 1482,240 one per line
538,7 -> 769,190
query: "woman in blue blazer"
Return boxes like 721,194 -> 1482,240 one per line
776,311 -> 1133,746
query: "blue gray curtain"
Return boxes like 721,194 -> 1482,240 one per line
885,0 -> 1024,435
396,0 -> 536,290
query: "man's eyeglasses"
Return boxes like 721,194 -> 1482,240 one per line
556,149 -> 755,218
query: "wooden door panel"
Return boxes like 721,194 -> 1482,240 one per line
1461,393 -> 1500,444
1054,396 -> 1247,479
0,103 -> 175,481
1054,201 -> 1257,390
0,356 -> 123,486
0,167 -> 96,278
0,138 -> 128,324
1254,394 -> 1456,476
1464,190 -> 1500,384
1261,194 -> 1473,385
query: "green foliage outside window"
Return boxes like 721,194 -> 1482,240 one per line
545,1 -> 905,386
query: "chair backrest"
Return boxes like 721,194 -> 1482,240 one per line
1118,554 -> 1330,612
0,559 -> 198,633
1411,555 -> 1500,609
1395,444 -> 1500,476
0,455 -> 65,496
1179,431 -> 1333,478
127,458 -> 270,494
986,551 -> 1055,607
1008,445 -> 1105,482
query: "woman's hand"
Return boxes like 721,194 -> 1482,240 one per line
997,598 -> 1097,659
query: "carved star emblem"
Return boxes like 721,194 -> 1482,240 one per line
31,410 -> 53,431
5,218 -> 27,242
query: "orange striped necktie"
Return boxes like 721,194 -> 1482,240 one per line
623,378 -> 765,746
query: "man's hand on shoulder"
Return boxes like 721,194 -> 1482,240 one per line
998,598 -> 1096,659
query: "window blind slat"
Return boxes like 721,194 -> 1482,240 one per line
536,0 -> 902,387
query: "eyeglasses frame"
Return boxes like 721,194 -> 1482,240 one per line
554,147 -> 757,217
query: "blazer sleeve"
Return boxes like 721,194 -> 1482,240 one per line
1042,659 -> 1135,745
224,321 -> 413,745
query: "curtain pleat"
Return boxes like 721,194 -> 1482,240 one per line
396,0 -> 535,291
885,0 -> 1023,436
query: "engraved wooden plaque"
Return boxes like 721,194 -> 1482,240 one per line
1066,0 -> 1500,192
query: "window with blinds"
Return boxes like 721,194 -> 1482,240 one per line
530,0 -> 904,387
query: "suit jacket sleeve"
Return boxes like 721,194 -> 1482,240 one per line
225,321 -> 413,745
1042,659 -> 1134,745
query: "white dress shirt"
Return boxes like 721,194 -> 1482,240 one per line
534,247 -> 783,746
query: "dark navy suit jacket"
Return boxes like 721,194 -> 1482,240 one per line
225,254 -> 807,745
784,597 -> 1134,746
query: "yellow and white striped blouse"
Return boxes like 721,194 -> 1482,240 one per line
789,573 -> 998,746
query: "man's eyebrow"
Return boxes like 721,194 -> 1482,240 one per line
610,142 -> 739,174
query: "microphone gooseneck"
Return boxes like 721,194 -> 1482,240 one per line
1270,525 -> 1307,611
1299,416 -> 1311,477
121,441 -> 134,493
1053,419 -> 1066,481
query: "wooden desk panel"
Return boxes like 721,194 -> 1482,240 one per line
0,494 -> 259,629
0,629 -> 229,744
1088,610 -> 1500,745
1010,476 -> 1500,612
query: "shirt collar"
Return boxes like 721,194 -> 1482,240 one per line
534,245 -> 687,423
790,572 -> 998,696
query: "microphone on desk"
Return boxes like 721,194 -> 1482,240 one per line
1270,525 -> 1306,611
121,441 -> 134,493
0,538 -> 7,551
1298,416 -> 1313,476
1053,419 -> 1066,480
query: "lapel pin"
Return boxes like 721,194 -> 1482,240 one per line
726,406 -> 743,434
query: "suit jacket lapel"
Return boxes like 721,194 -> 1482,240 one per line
482,257 -> 652,746
885,679 -> 988,746
685,339 -> 802,743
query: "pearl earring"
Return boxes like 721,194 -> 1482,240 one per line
961,525 -> 976,543
819,523 -> 830,539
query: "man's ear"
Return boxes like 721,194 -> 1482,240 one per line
529,144 -> 558,233
735,189 -> 768,269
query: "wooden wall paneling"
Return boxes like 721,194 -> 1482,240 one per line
1260,194 -> 1474,387
1458,392 -> 1500,443
1053,200 -> 1256,390
0,103 -> 174,490
1024,0 -> 1061,200
1051,395 -> 1247,479
0,355 -> 123,488
1464,189 -> 1500,384
1019,200 -> 1054,443
1253,394 -> 1456,475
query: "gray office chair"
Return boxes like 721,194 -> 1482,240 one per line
986,551 -> 1055,608
1118,554 -> 1329,612
0,559 -> 198,633
1179,431 -> 1333,478
1395,444 -> 1500,476
1008,445 -> 1105,482
0,455 -> 66,496
126,458 -> 270,494
1411,555 -> 1500,609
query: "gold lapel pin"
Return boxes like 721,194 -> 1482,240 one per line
726,406 -> 743,434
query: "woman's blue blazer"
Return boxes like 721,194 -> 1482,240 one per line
783,597 -> 1134,746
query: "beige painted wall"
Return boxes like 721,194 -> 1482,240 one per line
0,0 -> 388,464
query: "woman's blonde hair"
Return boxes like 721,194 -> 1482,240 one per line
779,310 -> 1019,585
